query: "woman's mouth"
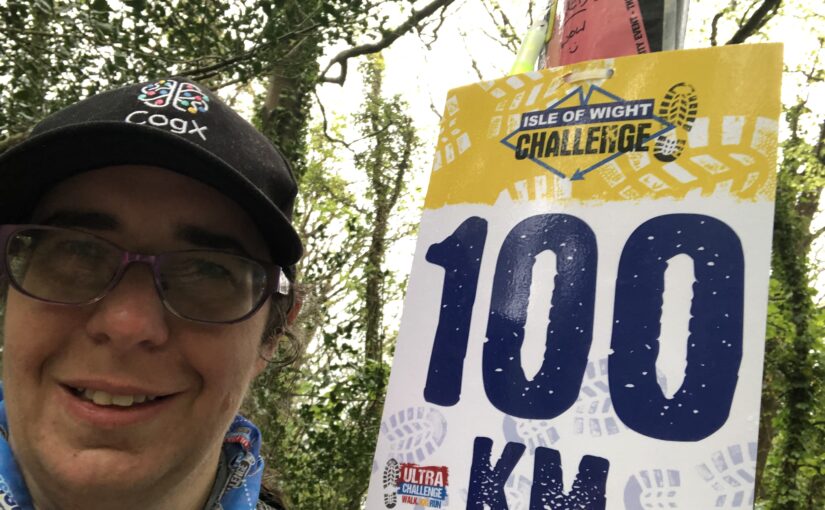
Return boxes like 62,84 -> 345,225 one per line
60,384 -> 178,428
64,385 -> 169,409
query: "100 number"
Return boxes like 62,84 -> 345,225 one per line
423,213 -> 744,441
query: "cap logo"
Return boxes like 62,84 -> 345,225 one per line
137,79 -> 210,115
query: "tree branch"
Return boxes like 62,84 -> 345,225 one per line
726,0 -> 782,45
415,0 -> 450,50
812,224 -> 825,241
318,0 -> 457,85
481,0 -> 521,53
182,23 -> 319,81
429,96 -> 444,120
313,90 -> 395,150
710,11 -> 725,46
313,90 -> 351,148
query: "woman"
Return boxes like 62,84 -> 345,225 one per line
0,78 -> 301,510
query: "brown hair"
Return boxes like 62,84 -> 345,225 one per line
259,281 -> 302,363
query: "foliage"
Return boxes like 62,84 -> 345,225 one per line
245,55 -> 420,509
0,0 -> 440,507
0,0 -> 452,165
758,97 -> 825,508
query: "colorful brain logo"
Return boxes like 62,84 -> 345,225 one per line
137,79 -> 210,114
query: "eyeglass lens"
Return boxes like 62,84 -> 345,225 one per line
5,227 -> 270,323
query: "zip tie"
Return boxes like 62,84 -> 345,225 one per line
277,271 -> 291,295
563,68 -> 615,83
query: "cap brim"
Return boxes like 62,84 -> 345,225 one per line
0,122 -> 303,267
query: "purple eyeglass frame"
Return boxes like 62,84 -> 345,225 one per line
0,224 -> 291,324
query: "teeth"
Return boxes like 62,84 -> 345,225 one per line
92,390 -> 112,405
112,395 -> 134,406
77,388 -> 157,407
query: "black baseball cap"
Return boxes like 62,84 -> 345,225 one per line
0,77 -> 303,269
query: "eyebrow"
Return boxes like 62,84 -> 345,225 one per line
37,210 -> 120,230
37,210 -> 254,259
174,225 -> 254,259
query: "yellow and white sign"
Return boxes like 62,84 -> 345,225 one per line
367,44 -> 782,509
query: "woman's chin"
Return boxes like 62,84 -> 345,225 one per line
40,447 -> 160,495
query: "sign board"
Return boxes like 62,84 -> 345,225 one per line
367,44 -> 782,509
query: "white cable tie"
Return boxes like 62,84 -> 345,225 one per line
563,68 -> 615,84
277,271 -> 291,295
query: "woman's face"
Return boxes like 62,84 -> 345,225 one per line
2,165 -> 274,508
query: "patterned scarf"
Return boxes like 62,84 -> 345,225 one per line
0,386 -> 265,510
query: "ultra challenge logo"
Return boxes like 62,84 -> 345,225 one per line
383,459 -> 449,509
501,85 -> 674,180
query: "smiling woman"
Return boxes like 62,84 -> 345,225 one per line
0,78 -> 302,510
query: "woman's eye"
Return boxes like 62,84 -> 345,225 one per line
61,240 -> 103,257
195,260 -> 232,279
171,259 -> 235,282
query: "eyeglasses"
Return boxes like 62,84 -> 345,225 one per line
0,225 -> 290,324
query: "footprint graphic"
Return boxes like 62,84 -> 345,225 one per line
502,415 -> 560,452
696,442 -> 757,508
654,82 -> 698,163
382,458 -> 400,508
574,358 -> 623,437
624,468 -> 683,509
381,407 -> 447,463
